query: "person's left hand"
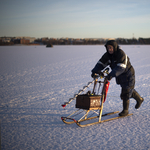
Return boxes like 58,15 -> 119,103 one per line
91,72 -> 97,79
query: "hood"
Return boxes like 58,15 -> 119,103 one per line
105,40 -> 119,54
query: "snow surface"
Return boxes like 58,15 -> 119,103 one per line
0,45 -> 150,150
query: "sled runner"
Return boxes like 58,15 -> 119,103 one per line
61,68 -> 133,127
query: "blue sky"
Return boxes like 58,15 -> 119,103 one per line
0,0 -> 150,39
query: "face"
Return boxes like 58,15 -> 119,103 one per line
107,45 -> 114,54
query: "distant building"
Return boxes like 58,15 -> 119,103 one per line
20,39 -> 30,44
2,39 -> 11,43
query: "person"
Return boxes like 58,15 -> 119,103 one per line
91,40 -> 144,116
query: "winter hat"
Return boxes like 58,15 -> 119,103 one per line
105,40 -> 119,52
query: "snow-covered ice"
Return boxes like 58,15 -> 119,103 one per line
0,45 -> 150,150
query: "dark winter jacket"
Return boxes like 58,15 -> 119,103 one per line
92,40 -> 135,89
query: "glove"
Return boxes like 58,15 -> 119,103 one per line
99,72 -> 104,79
91,72 -> 104,79
106,74 -> 112,81
91,72 -> 98,79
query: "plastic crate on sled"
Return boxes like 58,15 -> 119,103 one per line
76,94 -> 101,110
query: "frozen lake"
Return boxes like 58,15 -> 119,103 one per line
0,45 -> 150,150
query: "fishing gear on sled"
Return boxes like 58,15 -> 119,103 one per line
61,67 -> 133,127
61,68 -> 109,108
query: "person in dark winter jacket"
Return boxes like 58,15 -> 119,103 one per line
91,40 -> 144,116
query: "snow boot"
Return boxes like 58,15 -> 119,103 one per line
131,90 -> 144,109
119,99 -> 129,116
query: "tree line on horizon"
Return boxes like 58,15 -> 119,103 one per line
0,37 -> 150,46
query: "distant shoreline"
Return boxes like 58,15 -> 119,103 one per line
1,44 -> 150,47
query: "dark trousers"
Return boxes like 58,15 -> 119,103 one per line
120,87 -> 134,101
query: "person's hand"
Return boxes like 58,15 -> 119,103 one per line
99,72 -> 104,79
105,74 -> 112,81
91,72 -> 104,79
91,72 -> 97,79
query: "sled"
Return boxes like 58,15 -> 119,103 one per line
61,68 -> 133,127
